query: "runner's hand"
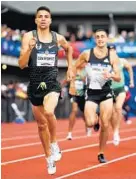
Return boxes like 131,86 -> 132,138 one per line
67,68 -> 75,81
129,81 -> 134,88
103,71 -> 112,80
29,37 -> 37,50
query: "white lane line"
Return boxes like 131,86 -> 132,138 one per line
2,135 -> 38,141
2,128 -> 136,150
2,128 -> 84,137
1,135 -> 92,150
55,153 -> 136,179
1,129 -> 84,141
1,136 -> 136,166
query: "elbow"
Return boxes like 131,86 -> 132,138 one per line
18,59 -> 25,69
117,76 -> 121,82
68,46 -> 73,54
117,78 -> 121,82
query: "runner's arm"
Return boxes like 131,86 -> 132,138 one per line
123,59 -> 134,87
18,32 -> 33,69
110,50 -> 121,82
57,34 -> 73,70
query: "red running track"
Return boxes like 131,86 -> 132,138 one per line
1,117 -> 136,179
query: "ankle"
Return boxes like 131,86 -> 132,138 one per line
98,152 -> 104,155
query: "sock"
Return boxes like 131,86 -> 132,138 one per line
51,142 -> 57,146
68,132 -> 72,136
114,130 -> 119,136
98,152 -> 104,155
87,128 -> 91,132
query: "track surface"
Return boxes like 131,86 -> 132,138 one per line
1,118 -> 136,179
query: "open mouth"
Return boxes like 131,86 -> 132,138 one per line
99,42 -> 104,45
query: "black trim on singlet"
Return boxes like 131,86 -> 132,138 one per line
32,30 -> 57,45
32,30 -> 38,39
51,31 -> 57,44
89,48 -> 111,64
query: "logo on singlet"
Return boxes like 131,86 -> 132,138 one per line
36,43 -> 42,50
104,58 -> 109,63
48,45 -> 55,49
106,93 -> 112,97
45,50 -> 49,55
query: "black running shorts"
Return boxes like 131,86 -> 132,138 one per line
27,81 -> 61,106
113,86 -> 125,98
70,95 -> 85,112
86,89 -> 113,105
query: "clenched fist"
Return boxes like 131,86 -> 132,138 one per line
29,37 -> 37,50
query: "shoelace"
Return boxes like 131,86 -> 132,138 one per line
48,161 -> 55,168
51,144 -> 60,153
47,158 -> 55,168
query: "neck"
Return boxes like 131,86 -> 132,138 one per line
96,46 -> 107,52
37,28 -> 50,37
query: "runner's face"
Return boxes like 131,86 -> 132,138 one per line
35,10 -> 51,29
95,31 -> 108,48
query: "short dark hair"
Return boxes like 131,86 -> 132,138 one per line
36,6 -> 51,16
95,29 -> 108,35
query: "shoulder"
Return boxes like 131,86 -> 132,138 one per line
22,31 -> 33,40
81,49 -> 90,56
55,33 -> 66,42
109,48 -> 118,58
108,47 -> 119,65
76,49 -> 90,63
24,31 -> 33,37
81,49 -> 91,61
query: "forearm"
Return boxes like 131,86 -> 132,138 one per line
111,72 -> 121,82
128,68 -> 134,84
18,49 -> 32,69
60,79 -> 68,88
66,46 -> 73,70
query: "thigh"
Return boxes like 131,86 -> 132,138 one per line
100,98 -> 113,126
43,92 -> 60,113
85,101 -> 98,118
32,105 -> 47,124
115,92 -> 126,109
71,101 -> 78,112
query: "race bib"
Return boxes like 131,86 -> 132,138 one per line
37,53 -> 56,66
89,74 -> 105,89
86,64 -> 111,90
75,80 -> 84,90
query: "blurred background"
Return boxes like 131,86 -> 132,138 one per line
1,1 -> 136,123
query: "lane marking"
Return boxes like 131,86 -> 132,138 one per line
2,129 -> 85,141
55,153 -> 136,179
2,128 -> 136,150
1,135 -> 92,150
1,136 -> 136,166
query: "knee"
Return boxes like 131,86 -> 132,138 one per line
71,108 -> 78,113
86,119 -> 95,128
85,112 -> 96,127
115,105 -> 122,112
44,109 -> 54,118
38,122 -> 48,131
101,123 -> 109,131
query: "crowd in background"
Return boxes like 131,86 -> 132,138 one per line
2,24 -> 136,59
1,24 -> 136,43
1,81 -> 33,123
